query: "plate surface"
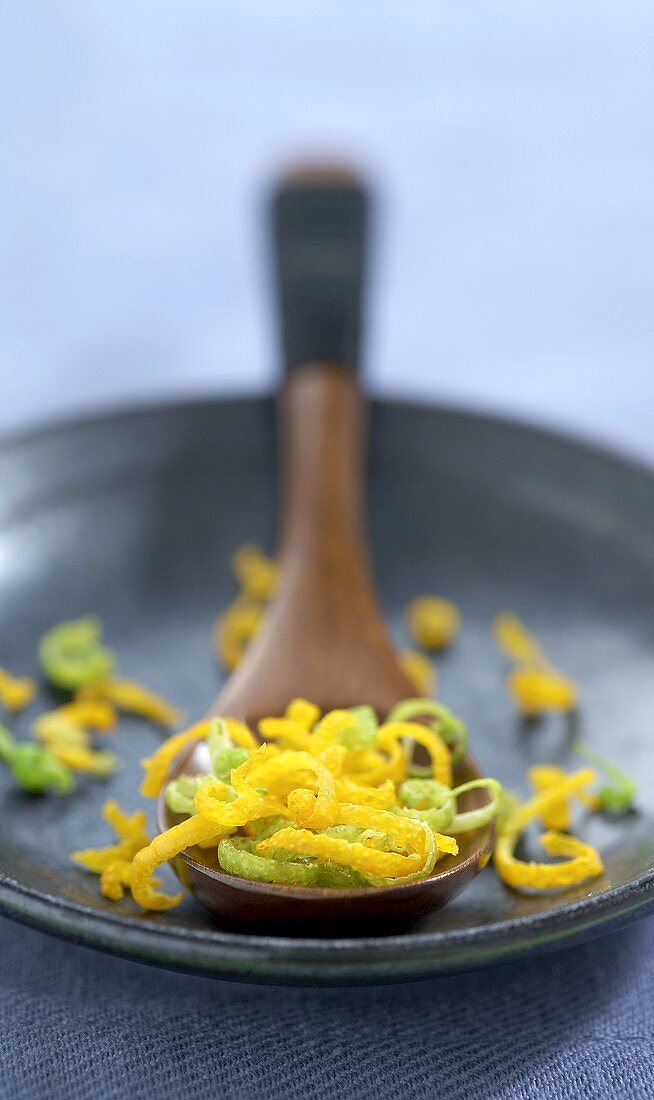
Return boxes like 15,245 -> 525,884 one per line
1,396 -> 653,984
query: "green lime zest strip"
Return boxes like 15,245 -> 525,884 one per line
394,803 -> 454,833
0,724 -> 74,794
245,815 -> 291,840
396,778 -> 455,831
573,740 -> 637,814
165,774 -> 205,815
359,819 -> 439,887
339,705 -> 379,748
324,825 -> 393,851
246,820 -> 304,862
449,778 -> 502,833
324,824 -> 364,843
38,617 -> 116,691
218,837 -> 321,886
316,862 -> 369,887
207,717 -> 231,759
386,698 -> 468,766
399,778 -> 451,810
213,747 -> 249,782
207,718 -> 249,781
0,725 -> 13,764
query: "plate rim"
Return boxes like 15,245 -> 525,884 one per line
2,392 -> 654,984
2,865 -> 653,984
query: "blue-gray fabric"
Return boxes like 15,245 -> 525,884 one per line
1,914 -> 652,1099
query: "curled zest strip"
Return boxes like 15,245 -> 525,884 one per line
320,744 -> 347,776
72,800 -> 151,900
230,721 -> 257,750
207,717 -> 257,781
51,746 -> 116,776
140,721 -> 211,798
104,800 -> 150,842
214,596 -> 264,671
397,649 -> 436,697
340,706 -> 378,749
335,777 -> 397,809
369,728 -> 407,785
493,615 -> 579,716
56,700 -> 118,732
396,779 -> 455,831
34,715 -> 117,776
387,698 -> 468,766
258,825 -> 433,881
130,814 -> 220,910
528,765 -> 573,830
72,801 -> 149,871
165,774 -> 206,816
194,745 -> 286,828
99,858 -> 134,901
395,803 -> 454,834
405,596 -> 460,650
79,678 -> 184,728
285,698 -> 321,731
449,778 -> 502,834
507,666 -> 578,717
39,616 -> 116,691
1,723 -> 74,794
247,750 -> 317,800
572,739 -> 637,814
284,755 -> 339,829
496,829 -> 604,891
283,795 -> 455,874
310,710 -> 358,753
493,614 -> 545,664
377,721 -> 452,787
399,778 -> 451,810
232,543 -> 278,601
342,748 -> 389,787
259,712 -> 356,756
333,802 -> 433,854
213,717 -> 257,751
258,718 -> 314,753
33,714 -> 87,747
0,667 -> 37,712
493,768 -> 603,891
499,768 -> 596,838
218,837 -> 321,886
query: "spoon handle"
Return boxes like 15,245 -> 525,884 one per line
266,169 -> 408,715
207,167 -> 410,720
273,167 -> 371,554
272,167 -> 368,375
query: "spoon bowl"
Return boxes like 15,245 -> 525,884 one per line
159,743 -> 493,934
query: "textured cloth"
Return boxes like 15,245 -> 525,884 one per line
1,913 -> 653,1100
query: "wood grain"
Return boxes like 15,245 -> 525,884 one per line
209,362 -> 414,723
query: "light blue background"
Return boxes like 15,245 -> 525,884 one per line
2,2 -> 653,459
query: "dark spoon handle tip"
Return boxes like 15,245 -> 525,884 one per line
272,167 -> 368,375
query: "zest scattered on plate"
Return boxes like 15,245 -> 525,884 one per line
73,693 -> 631,911
0,617 -> 183,794
0,545 -> 637,912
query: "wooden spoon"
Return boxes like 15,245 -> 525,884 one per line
159,170 -> 493,933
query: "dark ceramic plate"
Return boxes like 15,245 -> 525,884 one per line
1,396 -> 653,985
